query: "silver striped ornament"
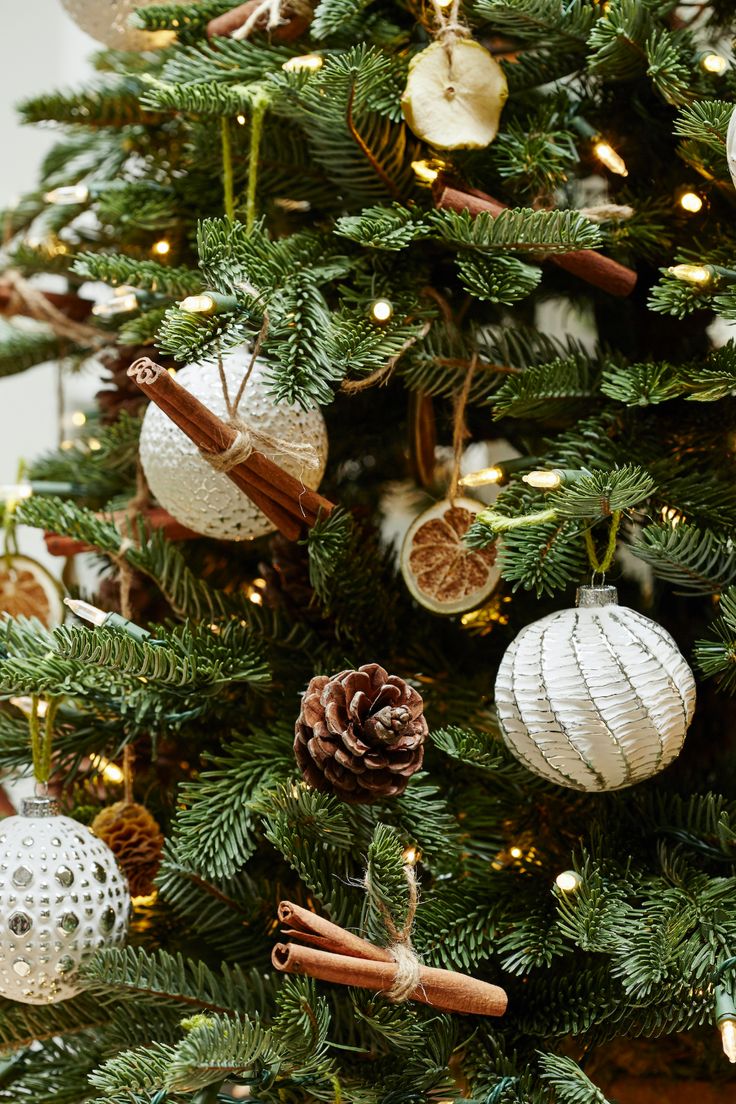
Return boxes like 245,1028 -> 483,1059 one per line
495,585 -> 696,791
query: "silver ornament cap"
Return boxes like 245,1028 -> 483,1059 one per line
0,802 -> 130,1004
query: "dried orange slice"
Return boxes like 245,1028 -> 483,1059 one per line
0,555 -> 64,627
400,497 -> 500,615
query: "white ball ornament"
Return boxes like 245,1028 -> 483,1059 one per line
139,348 -> 328,541
0,796 -> 129,1004
495,585 -> 696,792
727,104 -> 736,190
60,0 -> 185,51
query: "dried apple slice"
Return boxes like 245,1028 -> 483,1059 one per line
401,40 -> 508,151
400,497 -> 500,615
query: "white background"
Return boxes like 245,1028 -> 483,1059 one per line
0,4 -> 93,561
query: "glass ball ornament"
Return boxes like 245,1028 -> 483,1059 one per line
495,585 -> 696,792
60,0 -> 189,51
728,104 -> 736,191
139,348 -> 328,541
0,796 -> 129,1004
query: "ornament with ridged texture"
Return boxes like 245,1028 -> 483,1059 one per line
139,349 -> 328,541
0,796 -> 129,1004
494,585 -> 696,791
60,0 -> 186,50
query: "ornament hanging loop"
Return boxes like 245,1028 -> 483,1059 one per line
29,695 -> 62,793
583,508 -> 622,579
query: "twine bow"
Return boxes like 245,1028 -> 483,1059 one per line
364,861 -> 422,1003
428,0 -> 468,47
204,317 -> 319,476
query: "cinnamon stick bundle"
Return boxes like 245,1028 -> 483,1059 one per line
127,358 -> 334,542
272,900 -> 507,1017
433,180 -> 637,298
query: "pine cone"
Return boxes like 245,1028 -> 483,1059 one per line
294,664 -> 427,803
91,801 -> 164,898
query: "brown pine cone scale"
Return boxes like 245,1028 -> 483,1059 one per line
295,664 -> 427,803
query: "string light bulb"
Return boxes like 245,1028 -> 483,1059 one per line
151,239 -> 171,257
459,465 -> 503,489
44,183 -> 89,205
370,298 -> 394,323
555,870 -> 582,893
667,263 -> 712,286
679,190 -> 703,214
92,292 -> 139,317
523,470 -> 563,491
716,982 -> 736,1062
236,114 -> 246,125
593,140 -> 628,177
64,597 -> 159,645
509,846 -> 523,859
179,293 -> 217,314
701,52 -> 727,75
89,754 -> 125,785
0,482 -> 33,504
282,53 -> 323,72
402,845 -> 420,866
411,158 -> 445,184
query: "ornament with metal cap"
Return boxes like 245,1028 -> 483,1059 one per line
0,699 -> 129,1004
494,584 -> 696,791
59,0 -> 192,51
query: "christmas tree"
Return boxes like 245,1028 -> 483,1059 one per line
2,0 -> 736,1099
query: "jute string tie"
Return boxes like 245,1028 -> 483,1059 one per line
3,268 -> 105,348
204,316 -> 319,476
364,862 -> 422,1003
429,0 -> 467,48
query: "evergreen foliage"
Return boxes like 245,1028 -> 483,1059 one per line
3,0 -> 736,1100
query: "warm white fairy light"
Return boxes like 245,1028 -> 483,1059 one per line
64,597 -> 108,627
668,263 -> 712,286
523,470 -> 563,491
702,52 -> 727,75
236,114 -> 246,125
509,846 -> 523,859
0,482 -> 33,503
88,438 -> 102,452
593,140 -> 628,177
92,292 -> 139,317
370,298 -> 394,323
282,54 -> 323,72
89,754 -> 125,785
71,411 -> 87,427
679,191 -> 703,214
151,239 -> 171,257
459,466 -> 503,489
179,293 -> 217,314
402,845 -> 420,866
411,159 -> 444,184
44,183 -> 89,205
555,870 -> 582,893
722,1018 -> 736,1062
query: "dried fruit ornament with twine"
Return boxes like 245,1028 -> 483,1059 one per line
401,0 -> 508,150
0,698 -> 129,1003
400,358 -> 501,614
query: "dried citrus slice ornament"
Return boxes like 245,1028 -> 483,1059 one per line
400,497 -> 501,615
0,554 -> 64,627
401,40 -> 508,151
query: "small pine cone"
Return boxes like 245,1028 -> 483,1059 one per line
91,801 -> 164,898
294,663 -> 427,803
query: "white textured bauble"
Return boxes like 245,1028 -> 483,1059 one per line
728,105 -> 736,190
60,0 -> 184,51
0,797 -> 129,1004
495,585 -> 696,792
139,349 -> 328,541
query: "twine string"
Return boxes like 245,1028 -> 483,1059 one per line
230,0 -> 312,40
205,314 -> 319,475
448,354 -> 478,502
3,269 -> 104,348
364,862 -> 422,1003
428,0 -> 467,48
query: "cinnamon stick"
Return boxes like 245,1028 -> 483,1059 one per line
126,357 -> 334,539
433,181 -> 637,298
43,507 -> 201,557
207,0 -> 310,40
274,901 -> 507,1018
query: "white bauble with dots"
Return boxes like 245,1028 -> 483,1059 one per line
60,0 -> 184,51
495,585 -> 696,792
0,796 -> 129,1004
139,348 -> 328,541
